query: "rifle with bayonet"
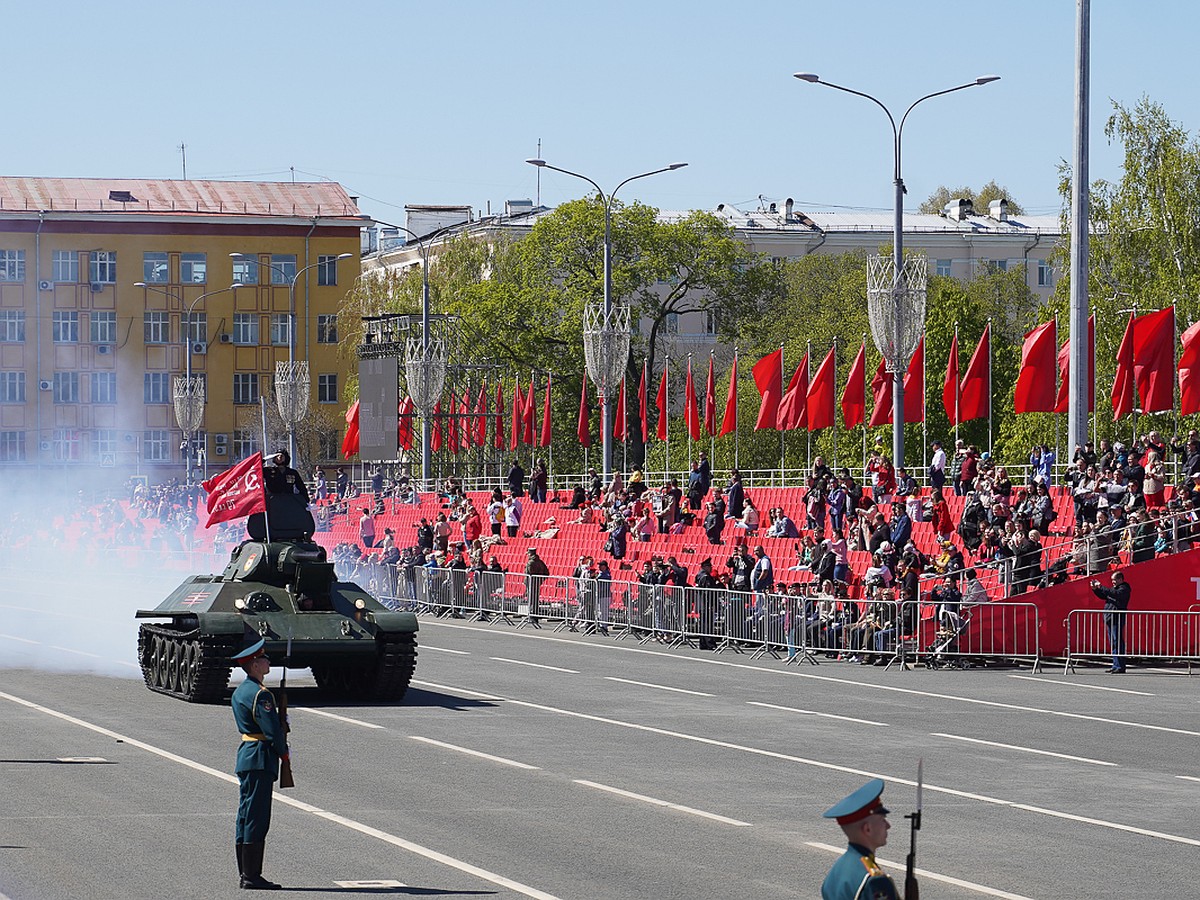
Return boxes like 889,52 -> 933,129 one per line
277,631 -> 295,789
904,759 -> 922,899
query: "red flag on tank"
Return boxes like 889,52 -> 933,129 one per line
202,452 -> 267,528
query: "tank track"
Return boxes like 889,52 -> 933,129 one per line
137,623 -> 238,704
312,632 -> 417,702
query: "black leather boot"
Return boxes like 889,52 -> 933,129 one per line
240,842 -> 281,890
236,842 -> 245,881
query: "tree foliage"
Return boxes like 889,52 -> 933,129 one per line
918,181 -> 1025,216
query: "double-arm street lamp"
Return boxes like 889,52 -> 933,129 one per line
524,158 -> 688,478
793,72 -> 999,469
134,281 -> 242,484
229,252 -> 353,463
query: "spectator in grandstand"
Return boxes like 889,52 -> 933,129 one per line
805,478 -> 828,534
566,484 -> 587,509
823,528 -> 850,585
627,469 -> 648,500
607,513 -> 628,560
507,459 -> 526,498
703,500 -> 724,545
430,512 -> 450,553
1009,529 -> 1043,595
765,506 -> 799,539
827,478 -> 848,533
1130,509 -> 1156,563
314,468 -> 328,501
862,552 -> 893,594
750,545 -> 773,594
1181,439 -> 1200,482
959,446 -> 980,495
503,495 -> 523,538
1143,451 -> 1166,509
735,497 -> 760,535
531,458 -> 549,503
687,461 -> 707,511
335,467 -> 349,499
485,491 -> 504,537
631,506 -> 653,542
1091,509 -> 1117,570
524,547 -> 548,626
895,467 -> 921,522
928,440 -> 947,491
888,504 -> 912,551
359,509 -> 376,549
726,470 -> 745,520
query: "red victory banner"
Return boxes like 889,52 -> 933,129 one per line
203,452 -> 267,528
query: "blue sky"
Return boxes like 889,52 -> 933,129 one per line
5,1 -> 1197,223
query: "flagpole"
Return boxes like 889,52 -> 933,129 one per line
548,372 -> 555,500
954,321 -> 960,449
733,347 -> 740,472
687,353 -> 694,472
987,317 -> 993,454
709,349 -> 716,465
922,334 -> 928,479
258,397 -> 272,544
805,341 -> 812,477
862,333 -> 869,473
832,337 -> 839,472
780,343 -> 786,485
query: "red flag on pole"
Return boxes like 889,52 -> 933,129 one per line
1180,320 -> 1200,416
203,452 -> 267,528
943,332 -> 960,426
704,354 -> 716,436
656,363 -> 669,441
841,342 -> 866,429
638,360 -> 648,443
510,383 -> 523,451
1112,312 -> 1136,420
805,346 -> 837,431
398,397 -> 415,451
614,377 -> 626,441
1014,320 -> 1058,413
777,354 -> 808,431
431,401 -> 443,452
341,400 -> 360,459
523,377 -> 537,445
475,383 -> 488,446
752,348 -> 784,431
684,357 -> 701,441
869,358 -> 892,429
494,383 -> 504,450
447,396 -> 460,454
958,324 -> 990,423
906,337 -> 925,423
539,376 -> 553,447
719,352 -> 738,437
577,377 -> 591,447
1053,315 -> 1095,414
1133,306 -> 1176,414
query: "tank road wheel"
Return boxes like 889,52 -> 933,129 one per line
154,635 -> 170,689
136,624 -> 236,703
166,640 -> 181,693
178,641 -> 198,696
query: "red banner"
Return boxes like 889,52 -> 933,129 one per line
1014,320 -> 1058,413
1053,315 -> 1095,414
203,452 -> 267,528
805,347 -> 837,431
1133,306 -> 1175,414
841,342 -> 866,429
777,354 -> 808,431
752,349 -> 783,431
398,397 -> 415,451
684,357 -> 701,441
958,324 -> 990,423
704,354 -> 716,437
539,377 -> 553,448
577,377 -> 591,448
614,377 -> 626,441
493,383 -> 505,450
1112,312 -> 1135,420
943,332 -> 960,426
341,399 -> 360,459
1180,320 -> 1200,416
719,353 -> 738,437
656,364 -> 669,441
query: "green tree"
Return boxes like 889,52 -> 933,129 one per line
918,181 -> 1025,216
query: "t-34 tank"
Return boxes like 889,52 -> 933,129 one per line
135,491 -> 417,703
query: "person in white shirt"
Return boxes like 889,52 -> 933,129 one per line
929,440 -> 947,491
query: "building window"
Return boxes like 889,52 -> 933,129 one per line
94,429 -> 117,457
1037,259 -> 1054,287
0,310 -> 25,342
317,255 -> 340,286
53,372 -> 79,403
144,311 -> 170,344
233,373 -> 260,405
90,372 -> 117,404
270,254 -> 297,285
318,374 -> 337,403
0,249 -> 26,282
270,313 -> 290,346
233,429 -> 257,459
0,431 -> 26,461
233,313 -> 259,345
665,312 -> 679,334
232,254 -> 259,285
89,251 -> 117,284
181,252 -> 207,284
143,430 -> 170,462
317,314 -> 338,343
52,311 -> 79,343
185,312 -> 207,344
981,258 -> 1008,275
52,429 -> 80,461
142,252 -> 169,284
0,372 -> 25,402
144,372 -> 170,404
91,311 -> 116,344
936,258 -> 952,277
53,250 -> 79,283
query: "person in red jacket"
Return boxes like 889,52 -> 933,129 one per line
462,503 -> 482,545
930,486 -> 954,543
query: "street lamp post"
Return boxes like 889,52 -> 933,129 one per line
794,72 -> 999,469
524,158 -> 687,478
229,252 -> 352,463
134,281 -> 241,484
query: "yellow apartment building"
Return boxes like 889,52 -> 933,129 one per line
0,177 -> 366,483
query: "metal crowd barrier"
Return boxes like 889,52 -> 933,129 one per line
1063,609 -> 1200,673
901,599 -> 1041,671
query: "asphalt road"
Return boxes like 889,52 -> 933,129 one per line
3,604 -> 1199,899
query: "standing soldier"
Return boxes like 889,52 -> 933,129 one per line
821,778 -> 898,899
231,638 -> 289,890
263,449 -> 310,505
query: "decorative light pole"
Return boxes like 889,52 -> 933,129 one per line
793,72 -> 999,468
134,281 -> 241,485
524,159 -> 687,477
229,252 -> 352,463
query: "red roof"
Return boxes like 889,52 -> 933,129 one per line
0,177 -> 363,219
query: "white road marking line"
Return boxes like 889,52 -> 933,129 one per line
422,645 -> 470,655
1176,775 -> 1200,783
604,676 -> 713,696
748,701 -> 889,727
297,708 -> 384,729
0,691 -> 562,900
411,679 -> 503,701
491,657 -> 578,674
411,684 -> 1200,848
931,733 -> 1118,767
1008,674 -> 1154,696
805,841 -> 1035,900
0,633 -> 39,644
409,736 -> 539,770
575,779 -> 751,826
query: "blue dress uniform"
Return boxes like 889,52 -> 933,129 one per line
231,638 -> 288,890
821,779 -> 899,900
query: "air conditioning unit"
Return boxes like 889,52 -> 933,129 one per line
191,341 -> 208,355
38,379 -> 52,391
218,333 -> 233,344
213,444 -> 228,456
37,280 -> 52,292
96,344 -> 111,355
90,282 -> 104,292
214,433 -> 229,447
39,440 -> 51,452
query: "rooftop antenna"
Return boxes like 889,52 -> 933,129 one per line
290,166 -> 296,184
178,142 -> 187,180
536,138 -> 541,207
